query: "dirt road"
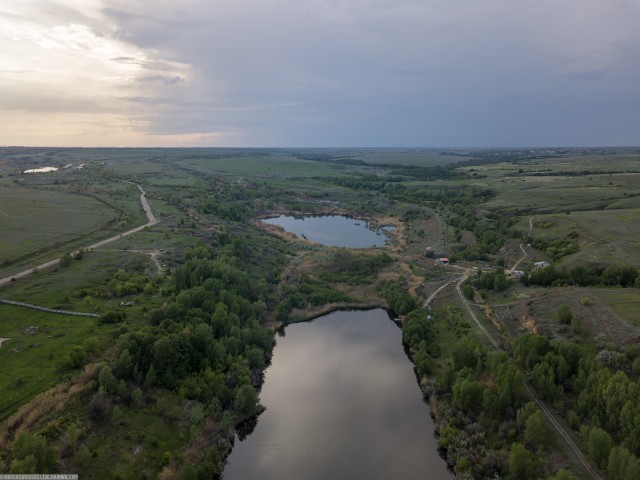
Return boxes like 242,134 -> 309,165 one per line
0,185 -> 158,287
424,260 -> 601,479
509,216 -> 534,274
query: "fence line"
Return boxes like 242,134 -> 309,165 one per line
0,299 -> 99,317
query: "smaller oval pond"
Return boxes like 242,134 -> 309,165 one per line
262,215 -> 388,248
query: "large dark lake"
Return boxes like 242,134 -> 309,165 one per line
262,215 -> 387,248
222,309 -> 452,480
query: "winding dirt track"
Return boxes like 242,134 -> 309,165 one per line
509,216 -> 534,274
0,185 -> 157,287
458,277 -> 600,478
424,261 -> 602,479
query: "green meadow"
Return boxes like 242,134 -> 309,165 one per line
0,304 -> 109,420
0,187 -> 117,267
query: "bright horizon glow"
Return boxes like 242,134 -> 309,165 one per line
1,1 -> 639,147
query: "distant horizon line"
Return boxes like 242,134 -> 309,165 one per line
1,145 -> 639,150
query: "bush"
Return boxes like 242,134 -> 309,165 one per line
100,310 -> 126,324
63,346 -> 86,370
556,305 -> 573,325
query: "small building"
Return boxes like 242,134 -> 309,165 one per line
534,261 -> 550,268
436,257 -> 450,265
511,270 -> 525,278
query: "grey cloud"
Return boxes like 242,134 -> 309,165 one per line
139,75 -> 185,85
96,0 -> 640,146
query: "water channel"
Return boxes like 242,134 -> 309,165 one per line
222,309 -> 452,480
262,215 -> 388,248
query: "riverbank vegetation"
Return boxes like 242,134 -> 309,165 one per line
0,147 -> 639,478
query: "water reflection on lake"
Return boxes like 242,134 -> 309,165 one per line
222,309 -> 452,480
262,215 -> 387,248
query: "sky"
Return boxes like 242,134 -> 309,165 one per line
1,0 -> 639,147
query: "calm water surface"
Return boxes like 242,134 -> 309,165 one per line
262,215 -> 387,248
222,309 -> 452,480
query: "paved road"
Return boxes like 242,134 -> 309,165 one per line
0,185 -> 158,287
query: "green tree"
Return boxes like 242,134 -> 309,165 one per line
131,387 -> 144,408
531,361 -> 556,401
586,427 -> 613,469
63,346 -> 86,370
98,365 -> 117,394
524,410 -> 550,450
493,355 -> 525,410
115,349 -> 134,379
453,377 -> 485,414
144,363 -> 157,387
508,442 -> 538,480
549,468 -> 577,480
10,455 -> 37,474
452,337 -> 486,371
111,405 -> 123,425
11,432 -> 56,473
234,385 -> 258,417
606,446 -> 640,480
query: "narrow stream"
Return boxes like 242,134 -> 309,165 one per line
222,309 -> 452,480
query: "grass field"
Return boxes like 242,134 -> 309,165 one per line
589,288 -> 640,329
525,209 -> 640,266
183,154 -> 343,179
350,149 -> 470,166
465,155 -> 640,213
0,304 -> 111,420
0,187 -> 118,265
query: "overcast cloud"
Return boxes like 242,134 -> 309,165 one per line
1,0 -> 639,146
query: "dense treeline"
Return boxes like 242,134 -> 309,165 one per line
471,269 -> 509,292
523,264 -> 640,288
514,333 -> 640,478
400,291 -> 640,478
400,305 -> 563,478
514,169 -> 640,177
384,281 -> 417,315
103,253 -> 274,476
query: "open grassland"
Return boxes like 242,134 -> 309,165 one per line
488,285 -> 640,346
0,187 -> 118,266
0,304 -> 112,420
521,209 -> 640,266
465,155 -> 640,213
0,250 -> 155,308
182,154 -> 344,179
351,149 -> 470,166
589,288 -> 640,329
482,176 -> 640,213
